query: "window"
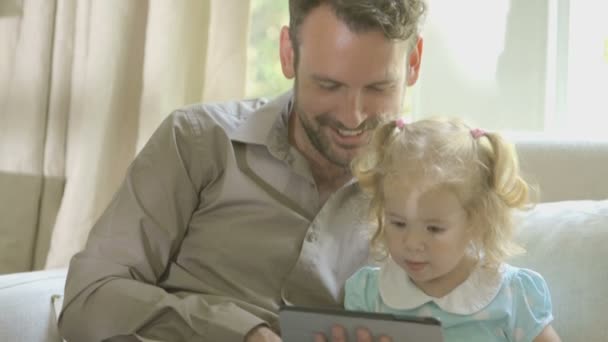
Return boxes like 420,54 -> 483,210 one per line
413,0 -> 552,131
246,1 -> 607,136
414,0 -> 608,137
556,0 -> 608,136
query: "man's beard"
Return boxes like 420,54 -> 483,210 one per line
294,101 -> 381,168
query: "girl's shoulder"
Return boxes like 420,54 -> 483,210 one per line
346,266 -> 381,292
500,264 -> 549,294
344,266 -> 382,311
496,265 -> 555,340
496,264 -> 553,318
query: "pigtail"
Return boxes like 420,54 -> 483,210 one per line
469,131 -> 532,267
483,133 -> 530,208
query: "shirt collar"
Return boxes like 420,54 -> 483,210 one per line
228,89 -> 358,185
230,90 -> 293,153
378,256 -> 505,315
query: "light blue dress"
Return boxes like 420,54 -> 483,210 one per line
345,259 -> 554,342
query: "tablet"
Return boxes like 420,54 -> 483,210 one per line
279,306 -> 444,342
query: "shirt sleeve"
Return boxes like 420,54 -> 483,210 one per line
507,268 -> 555,342
58,110 -> 265,342
344,267 -> 379,312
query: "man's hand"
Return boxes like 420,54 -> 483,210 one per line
313,325 -> 392,342
245,325 -> 282,342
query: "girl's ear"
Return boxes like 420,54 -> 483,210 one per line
279,26 -> 296,79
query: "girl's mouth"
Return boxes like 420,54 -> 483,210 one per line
404,260 -> 428,272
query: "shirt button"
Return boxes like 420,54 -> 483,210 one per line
306,231 -> 316,242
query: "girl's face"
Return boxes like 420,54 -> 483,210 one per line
382,182 -> 476,297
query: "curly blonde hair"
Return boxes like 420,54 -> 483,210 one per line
352,117 -> 532,267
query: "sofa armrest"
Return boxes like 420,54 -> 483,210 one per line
0,268 -> 67,342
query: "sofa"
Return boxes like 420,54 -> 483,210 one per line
0,136 -> 607,342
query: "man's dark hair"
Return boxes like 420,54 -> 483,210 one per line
288,0 -> 427,66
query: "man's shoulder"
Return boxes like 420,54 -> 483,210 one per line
173,96 -> 272,133
164,91 -> 293,145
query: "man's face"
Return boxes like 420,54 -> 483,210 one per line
280,5 -> 423,167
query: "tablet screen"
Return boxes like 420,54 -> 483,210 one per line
279,306 -> 444,342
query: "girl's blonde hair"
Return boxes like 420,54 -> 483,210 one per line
352,117 -> 532,267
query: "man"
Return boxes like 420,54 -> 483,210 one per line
58,1 -> 426,341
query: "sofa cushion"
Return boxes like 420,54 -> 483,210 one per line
510,199 -> 608,342
0,268 -> 67,342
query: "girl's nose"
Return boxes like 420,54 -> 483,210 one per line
403,230 -> 426,253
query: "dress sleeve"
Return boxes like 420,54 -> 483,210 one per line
58,110 -> 265,342
344,267 -> 379,312
507,268 -> 554,342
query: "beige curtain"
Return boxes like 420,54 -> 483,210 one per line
0,0 -> 61,273
0,0 -> 251,272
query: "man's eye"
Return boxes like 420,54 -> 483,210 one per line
368,85 -> 387,92
427,226 -> 445,234
367,84 -> 394,93
318,82 -> 340,91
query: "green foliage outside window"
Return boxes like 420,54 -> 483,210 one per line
604,38 -> 608,63
246,0 -> 291,98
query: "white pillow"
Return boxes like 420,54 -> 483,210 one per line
509,200 -> 608,342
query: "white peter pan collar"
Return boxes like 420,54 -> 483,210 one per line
378,257 -> 505,315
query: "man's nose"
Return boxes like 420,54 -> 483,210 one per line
341,90 -> 366,129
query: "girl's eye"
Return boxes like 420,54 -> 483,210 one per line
390,220 -> 407,229
427,226 -> 445,234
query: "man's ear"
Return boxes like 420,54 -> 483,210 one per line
406,36 -> 424,86
280,26 -> 296,79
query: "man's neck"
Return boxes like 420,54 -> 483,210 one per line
288,112 -> 352,203
308,156 -> 352,203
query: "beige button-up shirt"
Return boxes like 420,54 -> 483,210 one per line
58,91 -> 371,342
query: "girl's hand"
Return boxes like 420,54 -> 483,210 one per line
313,325 -> 392,342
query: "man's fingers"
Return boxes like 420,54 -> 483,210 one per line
331,325 -> 347,342
355,328 -> 372,342
314,332 -> 327,342
321,326 -> 392,342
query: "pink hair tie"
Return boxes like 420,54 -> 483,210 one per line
471,128 -> 486,139
395,118 -> 407,129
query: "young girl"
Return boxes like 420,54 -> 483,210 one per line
346,117 -> 561,342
